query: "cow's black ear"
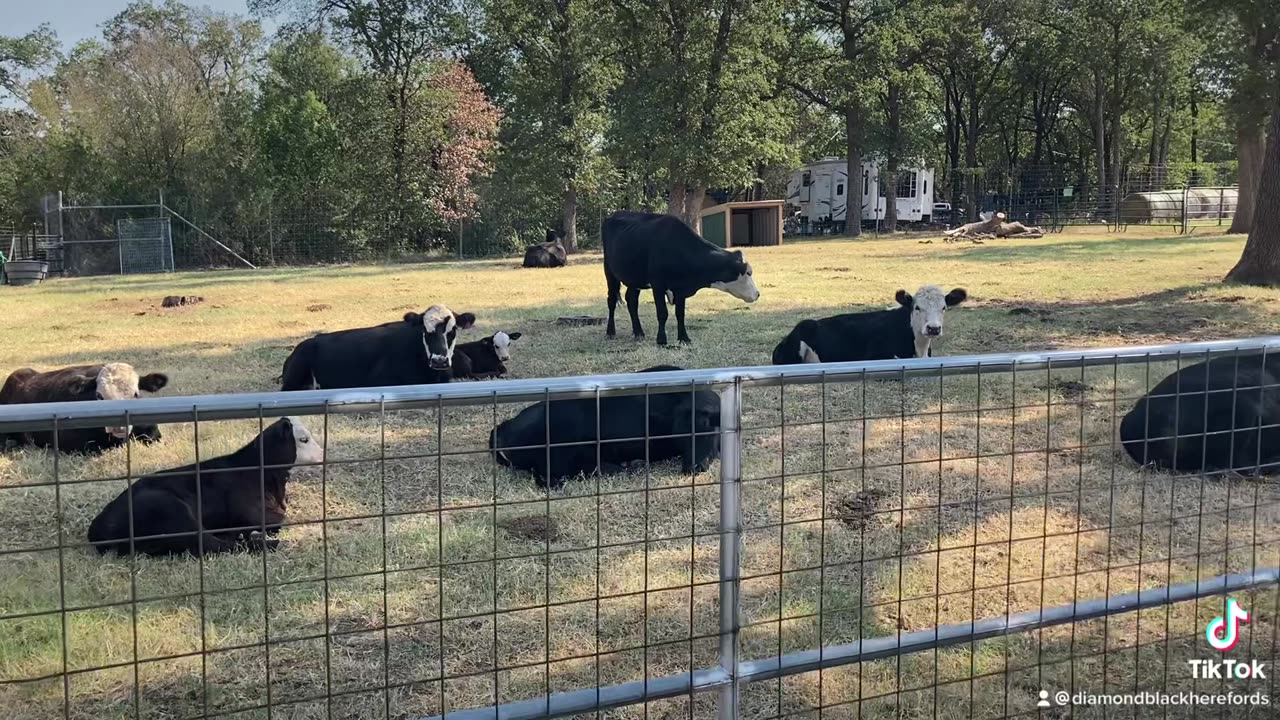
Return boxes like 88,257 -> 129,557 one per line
455,313 -> 476,330
545,229 -> 558,243
403,312 -> 423,325
138,373 -> 168,393
895,289 -> 913,308
70,373 -> 98,397
508,332 -> 523,341
945,288 -> 968,307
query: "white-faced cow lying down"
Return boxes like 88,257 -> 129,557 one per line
522,230 -> 567,268
452,332 -> 523,380
603,211 -> 760,345
489,364 -> 720,488
88,417 -> 324,556
280,305 -> 476,390
0,363 -> 168,453
1120,353 -> 1280,475
772,285 -> 968,365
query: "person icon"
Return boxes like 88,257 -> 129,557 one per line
1037,690 -> 1051,708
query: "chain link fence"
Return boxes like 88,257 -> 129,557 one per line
0,338 -> 1277,719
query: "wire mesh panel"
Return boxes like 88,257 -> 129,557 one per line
0,339 -> 1277,720
116,218 -> 175,275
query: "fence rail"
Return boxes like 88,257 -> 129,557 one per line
1,337 -> 1278,719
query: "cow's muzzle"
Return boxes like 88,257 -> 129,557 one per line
429,355 -> 450,370
107,425 -> 131,439
925,325 -> 942,337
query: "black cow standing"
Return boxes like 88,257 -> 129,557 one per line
280,305 -> 476,390
603,211 -> 760,345
88,417 -> 324,556
1120,353 -> 1280,475
489,364 -> 720,488
522,230 -> 567,268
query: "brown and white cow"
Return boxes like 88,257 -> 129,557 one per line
0,362 -> 169,453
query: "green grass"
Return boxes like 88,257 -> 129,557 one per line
1,227 -> 1278,719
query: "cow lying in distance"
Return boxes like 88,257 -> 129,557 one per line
772,285 -> 968,365
1120,353 -> 1280,475
604,211 -> 760,345
0,363 -> 168,453
523,230 -> 567,268
452,332 -> 523,380
88,417 -> 324,556
490,365 -> 720,488
280,305 -> 476,390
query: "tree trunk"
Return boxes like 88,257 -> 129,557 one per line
1228,121 -> 1267,234
1093,69 -> 1107,212
1225,109 -> 1280,285
561,186 -> 578,252
686,187 -> 706,234
884,83 -> 901,231
669,179 -> 688,223
845,105 -> 863,236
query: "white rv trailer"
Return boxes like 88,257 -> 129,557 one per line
784,157 -> 936,227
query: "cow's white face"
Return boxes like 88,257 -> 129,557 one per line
412,304 -> 476,370
288,416 -> 325,465
897,285 -> 967,356
95,363 -> 169,438
711,255 -> 760,303
491,331 -> 522,362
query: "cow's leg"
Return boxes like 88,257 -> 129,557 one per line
674,295 -> 691,344
605,267 -> 622,338
624,287 -> 645,339
652,288 -> 670,346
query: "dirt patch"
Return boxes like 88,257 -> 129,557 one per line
817,266 -> 852,272
498,515 -> 562,543
161,295 -> 204,308
1054,379 -> 1088,402
306,303 -> 331,312
1217,295 -> 1247,304
834,488 -> 889,531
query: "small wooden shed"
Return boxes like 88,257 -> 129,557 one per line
699,200 -> 784,248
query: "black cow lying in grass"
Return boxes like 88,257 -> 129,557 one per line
280,305 -> 477,390
452,332 -> 523,380
88,417 -> 324,556
0,362 -> 167,453
489,365 -> 720,488
772,285 -> 967,365
603,211 -> 760,345
522,230 -> 567,268
1120,353 -> 1280,475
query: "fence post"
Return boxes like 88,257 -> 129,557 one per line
718,378 -> 743,720
1181,185 -> 1189,235
1219,187 -> 1225,227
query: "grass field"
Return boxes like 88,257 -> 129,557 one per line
1,227 -> 1279,719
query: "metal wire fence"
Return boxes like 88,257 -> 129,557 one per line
0,338 -> 1278,719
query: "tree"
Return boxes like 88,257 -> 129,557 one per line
479,0 -> 618,250
611,0 -> 794,231
1225,99 -> 1280,284
0,26 -> 58,107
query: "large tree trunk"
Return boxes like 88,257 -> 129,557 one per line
1228,121 -> 1267,234
845,105 -> 863,236
667,180 -> 704,233
1225,109 -> 1280,284
556,0 -> 578,251
964,83 -> 979,221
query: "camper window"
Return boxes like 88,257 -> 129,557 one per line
802,171 -> 811,187
863,171 -> 869,196
836,183 -> 844,196
895,172 -> 917,199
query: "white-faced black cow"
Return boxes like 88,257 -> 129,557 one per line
489,364 -> 721,488
603,211 -> 760,345
1121,353 -> 1280,475
280,305 -> 476,390
0,362 -> 168,453
88,417 -> 324,556
523,230 -> 567,268
772,285 -> 968,365
452,331 -> 523,380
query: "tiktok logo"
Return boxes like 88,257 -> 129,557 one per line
1206,599 -> 1250,652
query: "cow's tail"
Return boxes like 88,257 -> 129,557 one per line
771,320 -> 815,366
279,339 -> 316,391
